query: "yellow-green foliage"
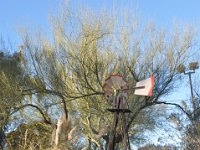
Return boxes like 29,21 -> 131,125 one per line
1,1 -> 198,149
6,122 -> 51,150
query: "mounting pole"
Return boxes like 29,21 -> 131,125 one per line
107,92 -> 131,150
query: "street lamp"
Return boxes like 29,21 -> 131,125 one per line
178,62 -> 199,112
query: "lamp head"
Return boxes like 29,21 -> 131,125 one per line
189,62 -> 199,70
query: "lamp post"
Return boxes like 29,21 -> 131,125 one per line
178,62 -> 199,113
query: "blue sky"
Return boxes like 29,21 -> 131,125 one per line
0,0 -> 61,44
1,0 -> 198,99
1,0 -> 200,148
1,0 -> 200,45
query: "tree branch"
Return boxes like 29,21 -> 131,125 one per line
154,101 -> 192,121
11,104 -> 51,125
